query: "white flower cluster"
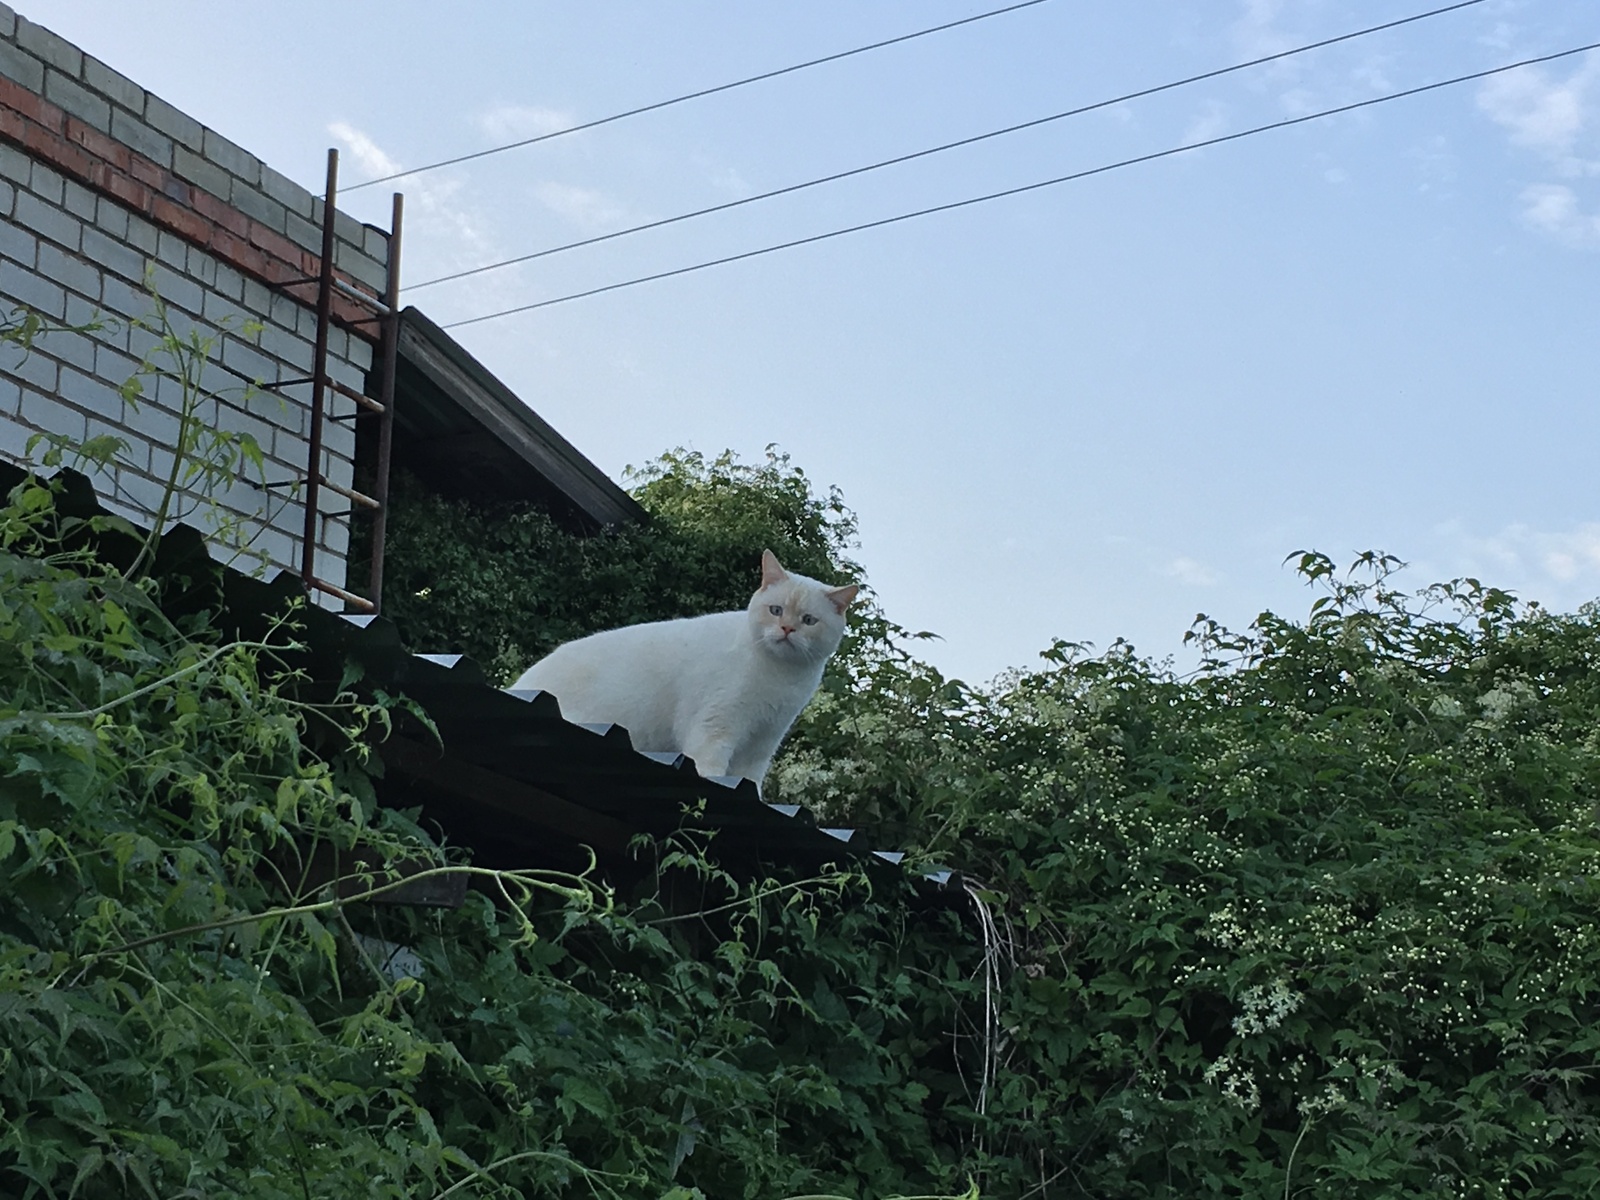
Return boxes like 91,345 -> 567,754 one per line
1232,977 -> 1303,1036
1476,679 -> 1538,728
1201,1054 -> 1260,1111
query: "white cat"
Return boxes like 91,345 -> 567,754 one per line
510,550 -> 859,786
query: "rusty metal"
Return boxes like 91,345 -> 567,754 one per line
326,375 -> 385,412
300,148 -> 340,591
367,191 -> 403,612
304,574 -> 377,611
333,276 -> 392,313
245,147 -> 402,615
315,473 -> 381,510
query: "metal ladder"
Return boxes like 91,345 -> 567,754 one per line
238,148 -> 404,613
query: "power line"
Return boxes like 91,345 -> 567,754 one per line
411,0 -> 1488,293
345,0 -> 1051,192
440,40 -> 1600,330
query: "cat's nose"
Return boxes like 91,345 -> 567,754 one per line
780,625 -> 796,635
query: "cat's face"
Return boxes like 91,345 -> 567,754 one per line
746,551 -> 858,664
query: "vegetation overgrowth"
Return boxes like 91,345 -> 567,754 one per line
5,294 -> 1600,1195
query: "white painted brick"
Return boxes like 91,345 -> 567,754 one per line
212,261 -> 246,304
0,143 -> 30,185
247,523 -> 297,575
6,271 -> 65,319
221,337 -> 276,384
63,293 -> 100,330
0,413 -> 37,463
82,225 -> 148,283
16,19 -> 80,76
37,241 -> 102,298
202,288 -> 251,330
110,465 -> 166,517
61,179 -> 96,221
154,230 -> 188,270
257,321 -> 313,370
246,388 -> 306,439
202,128 -> 260,185
146,262 -> 203,314
172,145 -> 231,201
124,213 -> 159,255
44,68 -> 111,132
19,389 -> 80,438
322,419 -> 356,462
260,164 -> 314,221
28,162 -> 64,207
110,108 -> 173,168
186,245 -> 217,288
213,397 -> 277,450
14,190 -> 82,250
47,329 -> 99,375
127,395 -> 181,449
240,277 -> 274,316
0,3 -> 15,38
0,218 -> 38,267
0,39 -> 42,93
95,342 -> 140,389
101,275 -> 149,321
144,92 -> 203,151
81,55 -> 145,114
60,364 -> 125,423
93,200 -> 128,240
228,175 -> 285,233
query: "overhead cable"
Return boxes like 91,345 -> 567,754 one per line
411,0 -> 1488,293
345,0 -> 1051,191
440,40 -> 1600,329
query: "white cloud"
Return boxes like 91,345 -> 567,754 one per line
477,105 -> 575,143
1183,101 -> 1230,147
327,121 -> 505,295
1475,52 -> 1600,249
532,181 -> 632,232
328,119 -> 403,181
1437,520 -> 1600,598
1232,0 -> 1292,59
1163,556 -> 1221,587
1518,183 -> 1600,247
707,166 -> 752,199
1476,54 -> 1600,176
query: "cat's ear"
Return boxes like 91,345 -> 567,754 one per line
760,549 -> 787,589
825,584 -> 859,614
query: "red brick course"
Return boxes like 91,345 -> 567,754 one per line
0,76 -> 383,340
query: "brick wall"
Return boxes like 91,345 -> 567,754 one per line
0,3 -> 390,597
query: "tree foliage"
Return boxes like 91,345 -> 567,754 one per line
378,450 -> 1600,1197
7,340 -> 1600,1198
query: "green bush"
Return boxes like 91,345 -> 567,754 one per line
378,452 -> 1600,1197
8,378 -> 1600,1197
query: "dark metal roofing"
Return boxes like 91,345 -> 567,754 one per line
7,463 -> 935,887
390,308 -> 646,530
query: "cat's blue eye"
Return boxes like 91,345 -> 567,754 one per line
769,604 -> 783,616
801,614 -> 818,626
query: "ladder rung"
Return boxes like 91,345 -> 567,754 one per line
333,277 -> 391,314
318,475 -> 381,510
307,575 -> 376,611
326,376 -> 385,412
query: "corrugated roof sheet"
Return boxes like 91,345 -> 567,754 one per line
5,463 -> 942,888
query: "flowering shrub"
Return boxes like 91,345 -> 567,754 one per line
8,405 -> 1600,1197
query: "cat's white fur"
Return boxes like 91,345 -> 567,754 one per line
511,550 -> 859,785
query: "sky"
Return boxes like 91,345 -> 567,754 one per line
33,0 -> 1600,684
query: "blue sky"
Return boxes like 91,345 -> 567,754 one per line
36,1 -> 1600,683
